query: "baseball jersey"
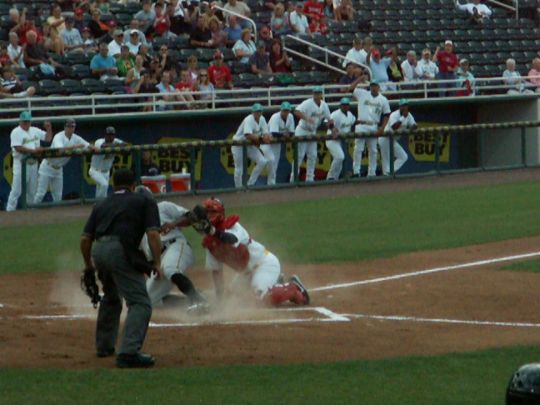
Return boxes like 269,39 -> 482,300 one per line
384,110 -> 417,132
268,111 -> 295,136
204,221 -> 270,273
90,138 -> 125,172
295,97 -> 331,136
10,126 -> 47,160
233,114 -> 269,141
42,131 -> 90,172
352,88 -> 391,130
327,108 -> 356,135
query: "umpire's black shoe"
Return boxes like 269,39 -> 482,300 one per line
116,352 -> 155,368
96,348 -> 115,358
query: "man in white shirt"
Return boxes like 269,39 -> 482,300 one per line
266,101 -> 295,185
34,118 -> 92,204
326,98 -> 356,181
415,48 -> 439,80
342,37 -> 367,68
350,79 -> 391,177
290,3 -> 310,35
456,0 -> 492,24
7,32 -> 25,68
401,51 -> 420,82
6,111 -> 52,211
380,99 -> 417,176
108,30 -> 125,59
89,126 -> 125,199
232,103 -> 273,188
291,86 -> 333,182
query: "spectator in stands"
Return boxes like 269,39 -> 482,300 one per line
153,3 -> 171,37
527,58 -> 540,93
138,70 -> 159,112
259,26 -> 274,49
18,16 -> 42,47
186,55 -> 200,87
190,15 -> 213,47
309,16 -> 328,35
250,41 -> 273,76
0,45 -> 10,67
135,0 -> 156,33
81,28 -> 98,53
290,3 -> 310,35
92,0 -> 111,15
193,69 -> 215,107
386,48 -> 403,91
124,20 -> 148,46
157,44 -> 175,72
401,50 -> 420,82
209,50 -> 234,89
168,0 -> 191,35
433,40 -> 458,96
303,0 -> 324,22
455,0 -> 491,25
108,30 -> 124,58
73,8 -> 86,33
141,150 -> 161,176
7,33 -> 25,68
126,30 -> 143,56
416,48 -> 438,81
209,17 -> 228,48
24,31 -> 61,77
0,66 -> 36,98
322,0 -> 334,20
269,39 -> 291,73
342,37 -> 366,68
117,45 -> 135,77
42,22 -> 65,56
7,8 -> 21,33
271,4 -> 289,37
502,58 -> 532,94
223,0 -> 252,29
225,15 -> 243,45
334,0 -> 354,21
88,9 -> 110,39
125,55 -> 146,92
175,70 -> 197,106
366,48 -> 391,90
233,29 -> 256,64
156,71 -> 181,110
339,62 -> 362,91
90,42 -> 119,80
456,58 -> 475,96
47,4 -> 67,36
61,16 -> 84,54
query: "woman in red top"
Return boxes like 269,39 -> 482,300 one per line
433,40 -> 459,96
153,3 -> 170,37
269,39 -> 291,73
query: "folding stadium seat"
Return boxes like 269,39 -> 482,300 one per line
522,40 -> 536,51
153,37 -> 170,50
103,78 -> 126,93
109,2 -> 125,13
71,64 -> 91,80
494,40 -> 510,52
14,67 -> 33,81
171,35 -> 190,49
237,73 -> 259,88
81,78 -> 107,93
230,61 -> 249,74
179,48 -> 197,61
0,28 -> 7,40
65,52 -> 91,66
59,79 -> 83,95
116,13 -> 133,27
519,19 -> 535,28
37,79 -> 62,96
124,3 -> 141,14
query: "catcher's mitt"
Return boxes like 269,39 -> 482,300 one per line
81,268 -> 101,308
188,205 -> 213,234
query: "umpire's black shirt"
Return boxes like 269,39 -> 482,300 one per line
82,189 -> 160,251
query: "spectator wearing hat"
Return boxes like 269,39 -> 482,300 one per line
88,8 -> 109,39
73,8 -> 86,33
267,101 -> 295,184
271,3 -> 291,37
47,4 -> 66,36
123,20 -> 148,47
415,48 -> 439,81
126,30 -> 143,56
250,41 -> 273,76
366,47 -> 391,91
209,17 -> 228,48
208,51 -> 234,89
81,28 -> 98,53
290,3 -> 310,34
225,15 -> 243,45
108,29 -> 125,58
223,0 -> 252,29
233,29 -> 256,64
135,0 -> 157,34
380,99 -> 416,176
456,58 -> 475,96
61,16 -> 84,53
190,15 -> 213,47
269,39 -> 291,73
326,97 -> 355,181
91,42 -> 119,80
433,40 -> 459,96
342,37 -> 367,68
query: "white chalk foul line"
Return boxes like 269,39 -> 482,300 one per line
344,313 -> 540,328
311,251 -> 540,292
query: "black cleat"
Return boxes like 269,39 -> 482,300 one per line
290,275 -> 310,305
116,352 -> 155,368
96,348 -> 115,358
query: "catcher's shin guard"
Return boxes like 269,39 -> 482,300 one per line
265,282 -> 306,306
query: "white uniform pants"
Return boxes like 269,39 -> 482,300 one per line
89,167 -> 110,199
353,125 -> 378,177
378,137 -> 408,175
146,239 -> 194,306
260,144 -> 279,185
34,170 -> 63,203
231,145 -> 269,188
251,252 -> 281,297
6,159 -> 38,211
290,140 -> 317,182
325,139 -> 345,180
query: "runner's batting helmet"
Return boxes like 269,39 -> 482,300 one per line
203,197 -> 225,225
506,363 -> 540,404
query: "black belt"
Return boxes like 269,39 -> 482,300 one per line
96,235 -> 121,243
161,238 -> 177,253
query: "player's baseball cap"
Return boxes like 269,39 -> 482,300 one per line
106,126 -> 116,134
369,79 -> 380,86
251,103 -> 263,112
340,97 -> 351,105
280,101 -> 292,111
399,98 -> 409,106
65,118 -> 76,127
312,86 -> 323,93
19,111 -> 32,121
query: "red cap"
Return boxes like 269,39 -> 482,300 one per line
371,49 -> 380,57
75,8 -> 84,16
385,48 -> 393,56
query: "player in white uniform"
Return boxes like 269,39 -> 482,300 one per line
380,99 -> 417,176
232,103 -> 273,188
6,111 -> 53,211
266,101 -> 295,185
351,80 -> 391,177
291,86 -> 333,182
193,198 -> 309,306
326,98 -> 357,181
89,126 -> 125,199
136,187 -> 207,311
34,118 -> 92,204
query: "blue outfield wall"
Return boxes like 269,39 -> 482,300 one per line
0,101 -> 479,207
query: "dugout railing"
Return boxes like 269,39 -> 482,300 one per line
18,120 -> 540,209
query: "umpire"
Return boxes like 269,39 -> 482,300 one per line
80,168 -> 162,368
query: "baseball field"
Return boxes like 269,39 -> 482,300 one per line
2,169 -> 540,404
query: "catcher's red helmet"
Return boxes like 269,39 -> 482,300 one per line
203,197 -> 225,225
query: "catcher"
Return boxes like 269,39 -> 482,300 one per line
189,197 -> 310,306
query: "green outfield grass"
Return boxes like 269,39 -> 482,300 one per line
502,258 -> 540,273
2,181 -> 540,275
0,344 -> 533,404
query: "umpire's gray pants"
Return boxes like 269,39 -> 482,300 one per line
92,240 -> 152,355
